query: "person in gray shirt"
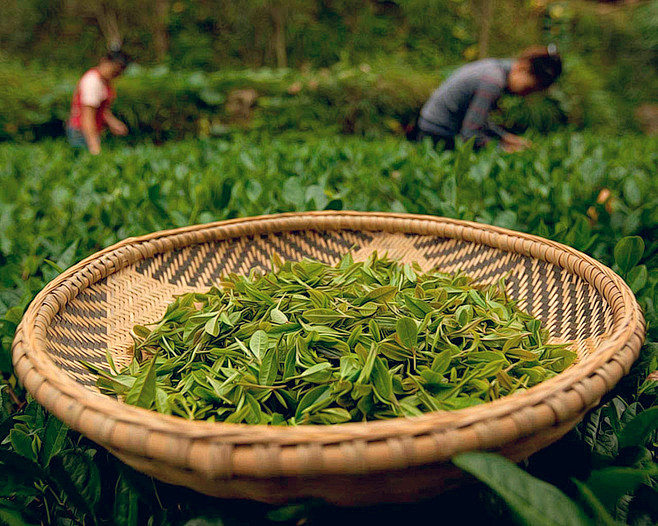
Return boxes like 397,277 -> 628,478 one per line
414,45 -> 562,152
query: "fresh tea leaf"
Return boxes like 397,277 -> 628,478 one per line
124,355 -> 157,408
614,236 -> 644,275
396,317 -> 418,349
40,415 -> 68,467
617,407 -> 658,449
250,330 -> 269,360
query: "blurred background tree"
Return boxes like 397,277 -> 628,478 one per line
2,0 -> 654,78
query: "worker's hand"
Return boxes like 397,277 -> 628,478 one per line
84,134 -> 101,155
108,119 -> 128,136
501,134 -> 532,152
501,141 -> 524,153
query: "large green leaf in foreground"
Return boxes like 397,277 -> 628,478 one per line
453,452 -> 592,526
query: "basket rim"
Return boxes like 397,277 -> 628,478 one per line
12,211 -> 645,472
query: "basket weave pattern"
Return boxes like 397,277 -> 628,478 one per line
13,212 -> 644,504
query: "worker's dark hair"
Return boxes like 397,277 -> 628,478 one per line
104,49 -> 131,69
519,44 -> 562,89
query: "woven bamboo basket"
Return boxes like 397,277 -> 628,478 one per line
13,211 -> 645,505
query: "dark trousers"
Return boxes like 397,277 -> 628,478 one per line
415,130 -> 455,150
66,126 -> 88,149
407,115 -> 455,150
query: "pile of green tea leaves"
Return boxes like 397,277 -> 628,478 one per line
87,253 -> 577,425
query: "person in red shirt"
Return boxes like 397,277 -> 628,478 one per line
67,50 -> 130,154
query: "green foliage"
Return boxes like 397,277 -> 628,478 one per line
0,132 -> 657,524
453,395 -> 658,525
0,0 -> 476,70
93,256 -> 572,423
0,62 -> 74,142
615,237 -> 645,278
453,452 -> 593,526
555,55 -> 621,130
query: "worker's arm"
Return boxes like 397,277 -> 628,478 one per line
103,109 -> 128,136
461,81 -> 532,153
460,76 -> 505,149
81,105 -> 101,155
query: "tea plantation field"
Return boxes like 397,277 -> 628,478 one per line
1,133 -> 657,525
